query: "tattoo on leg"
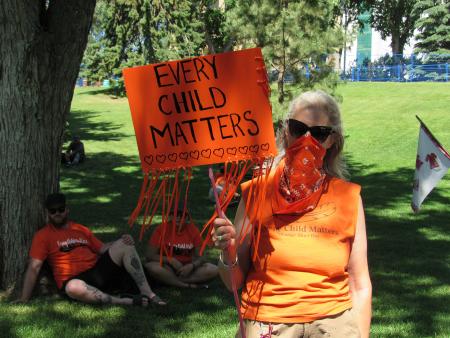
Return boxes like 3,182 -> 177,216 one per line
131,255 -> 141,270
130,254 -> 146,286
86,284 -> 112,304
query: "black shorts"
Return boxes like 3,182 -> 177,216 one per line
61,250 -> 138,294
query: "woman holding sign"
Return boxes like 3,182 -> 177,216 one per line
212,91 -> 372,338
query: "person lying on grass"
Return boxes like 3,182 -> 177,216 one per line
144,208 -> 218,288
17,193 -> 166,307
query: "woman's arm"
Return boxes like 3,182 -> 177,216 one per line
212,198 -> 252,291
146,244 -> 183,271
348,196 -> 372,338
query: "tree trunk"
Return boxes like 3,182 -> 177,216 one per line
391,32 -> 401,56
277,71 -> 285,104
0,0 -> 96,291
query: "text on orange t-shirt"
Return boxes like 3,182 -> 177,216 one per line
240,172 -> 361,323
29,221 -> 104,289
149,222 -> 202,264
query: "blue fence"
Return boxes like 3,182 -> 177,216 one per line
340,53 -> 450,82
342,63 -> 449,82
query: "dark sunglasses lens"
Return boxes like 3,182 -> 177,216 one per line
288,119 -> 308,138
49,206 -> 65,214
310,127 -> 332,142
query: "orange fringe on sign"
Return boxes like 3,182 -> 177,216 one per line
128,156 -> 274,261
198,157 -> 275,260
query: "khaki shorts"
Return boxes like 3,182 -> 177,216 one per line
236,309 -> 360,338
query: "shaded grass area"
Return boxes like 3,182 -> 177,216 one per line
1,83 -> 449,337
347,159 -> 449,337
0,289 -> 237,338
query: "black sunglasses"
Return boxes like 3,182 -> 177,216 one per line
48,206 -> 66,215
288,119 -> 334,143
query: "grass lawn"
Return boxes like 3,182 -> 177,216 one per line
1,82 -> 449,338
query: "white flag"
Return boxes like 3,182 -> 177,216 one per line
412,119 -> 450,212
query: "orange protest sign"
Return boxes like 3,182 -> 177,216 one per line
123,48 -> 277,172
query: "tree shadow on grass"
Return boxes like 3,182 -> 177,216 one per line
0,315 -> 18,338
78,87 -> 118,96
1,280 -> 237,338
67,110 -> 129,142
1,299 -> 160,338
100,279 -> 237,338
60,152 -> 142,236
347,158 -> 449,337
60,152 -> 218,242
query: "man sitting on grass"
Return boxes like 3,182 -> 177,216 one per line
145,208 -> 218,288
62,136 -> 85,167
17,193 -> 166,307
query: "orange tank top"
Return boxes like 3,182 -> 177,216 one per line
240,172 -> 361,323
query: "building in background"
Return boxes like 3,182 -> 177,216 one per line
341,11 -> 416,71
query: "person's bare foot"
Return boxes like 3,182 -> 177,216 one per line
146,294 -> 166,306
118,294 -> 149,307
187,283 -> 209,289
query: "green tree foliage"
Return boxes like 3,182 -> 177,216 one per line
365,0 -> 420,55
411,0 -> 449,81
413,0 -> 450,54
204,0 -> 237,53
226,0 -> 343,103
81,0 -> 227,88
338,0 -> 367,30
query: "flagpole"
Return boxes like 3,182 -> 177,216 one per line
208,166 -> 247,338
412,115 -> 450,212
415,115 -> 450,159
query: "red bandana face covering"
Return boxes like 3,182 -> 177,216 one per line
272,134 -> 327,215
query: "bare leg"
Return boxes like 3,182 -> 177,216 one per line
72,152 -> 81,164
64,279 -> 137,306
144,262 -> 190,288
108,240 -> 165,304
179,263 -> 218,284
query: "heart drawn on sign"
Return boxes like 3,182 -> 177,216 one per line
227,147 -> 237,155
144,155 -> 153,166
213,148 -> 224,158
261,143 -> 269,151
190,150 -> 200,160
156,154 -> 166,163
201,149 -> 211,158
179,152 -> 188,160
238,146 -> 248,154
249,145 -> 259,153
168,153 -> 177,162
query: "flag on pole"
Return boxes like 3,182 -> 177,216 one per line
412,116 -> 450,212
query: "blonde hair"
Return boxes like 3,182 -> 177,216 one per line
276,90 -> 349,179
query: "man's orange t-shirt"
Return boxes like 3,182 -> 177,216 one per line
30,221 -> 104,289
149,222 -> 202,264
240,172 -> 361,323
